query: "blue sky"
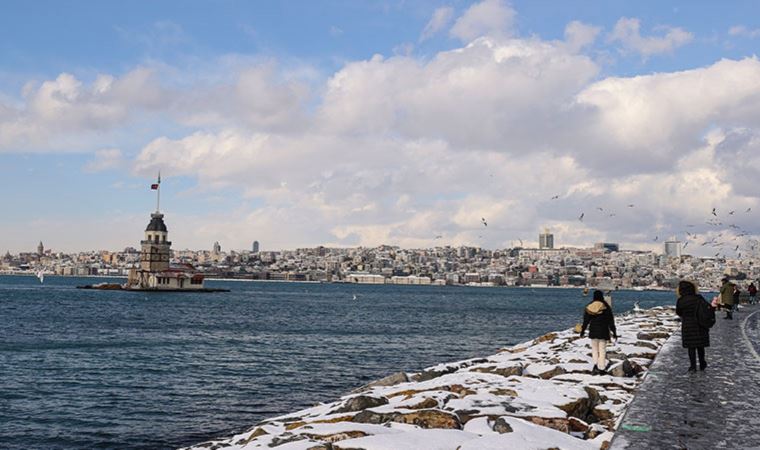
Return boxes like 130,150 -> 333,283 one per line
1,0 -> 760,254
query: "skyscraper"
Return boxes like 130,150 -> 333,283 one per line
252,240 -> 260,253
664,238 -> 682,258
539,228 -> 554,249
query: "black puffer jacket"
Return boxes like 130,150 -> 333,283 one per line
676,294 -> 710,348
581,299 -> 617,340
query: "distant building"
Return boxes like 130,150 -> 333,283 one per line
37,241 -> 44,256
594,242 -> 620,253
252,240 -> 260,253
213,241 -> 221,254
664,238 -> 682,258
539,228 -> 554,249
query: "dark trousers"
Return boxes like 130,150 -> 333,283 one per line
688,347 -> 706,368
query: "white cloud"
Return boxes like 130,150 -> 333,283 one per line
84,148 -> 125,172
609,17 -> 693,58
729,25 -> 760,39
420,6 -> 454,42
450,0 -> 516,42
0,68 -> 166,151
563,20 -> 601,52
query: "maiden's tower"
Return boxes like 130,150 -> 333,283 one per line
124,175 -> 213,291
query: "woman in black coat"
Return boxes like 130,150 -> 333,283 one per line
675,280 -> 709,372
580,290 -> 617,375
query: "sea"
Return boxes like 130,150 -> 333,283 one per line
0,275 -> 677,450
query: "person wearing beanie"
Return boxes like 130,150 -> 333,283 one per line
675,280 -> 711,372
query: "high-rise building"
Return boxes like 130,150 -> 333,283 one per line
252,240 -> 260,253
213,241 -> 221,254
664,238 -> 682,258
539,228 -> 554,249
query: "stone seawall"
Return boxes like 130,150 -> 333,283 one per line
185,307 -> 678,450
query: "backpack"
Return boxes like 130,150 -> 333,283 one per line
696,297 -> 716,329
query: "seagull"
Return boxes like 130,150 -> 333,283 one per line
735,245 -> 740,251
633,301 -> 641,312
683,241 -> 689,249
578,213 -> 585,222
608,213 -> 616,217
729,210 -> 735,215
712,208 -> 717,216
352,294 -> 358,301
434,235 -> 443,239
627,204 -> 635,208
597,207 -> 604,212
519,239 -> 524,247
481,218 -> 488,227
653,236 -> 658,242
551,195 -> 559,200
747,208 -> 752,213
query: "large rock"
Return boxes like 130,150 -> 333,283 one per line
492,417 -> 514,433
332,395 -> 388,413
609,359 -> 644,378
470,364 -> 523,378
637,331 -> 669,340
557,397 -> 592,419
354,372 -> 408,391
353,409 -> 461,429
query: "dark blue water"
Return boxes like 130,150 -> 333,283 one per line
0,275 -> 676,449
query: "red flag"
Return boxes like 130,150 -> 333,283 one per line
151,184 -> 159,190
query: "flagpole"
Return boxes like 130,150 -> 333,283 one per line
156,171 -> 161,213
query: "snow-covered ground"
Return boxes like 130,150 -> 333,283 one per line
185,307 -> 678,450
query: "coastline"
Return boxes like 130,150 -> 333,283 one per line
0,273 -> 676,293
185,306 -> 678,450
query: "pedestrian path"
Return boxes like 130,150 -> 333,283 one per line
612,304 -> 760,449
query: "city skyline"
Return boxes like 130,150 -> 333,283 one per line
2,1 -> 760,254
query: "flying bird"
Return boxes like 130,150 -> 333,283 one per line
729,210 -> 735,215
481,218 -> 488,227
653,236 -> 658,242
683,241 -> 689,249
735,245 -> 740,251
712,208 -> 717,216
519,239 -> 524,247
627,204 -> 635,208
747,208 -> 752,213
578,213 -> 584,222
551,195 -> 559,200
597,207 -> 604,212
434,235 -> 443,239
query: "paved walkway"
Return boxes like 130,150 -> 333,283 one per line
612,304 -> 760,450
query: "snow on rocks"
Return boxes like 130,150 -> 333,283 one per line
184,306 -> 678,450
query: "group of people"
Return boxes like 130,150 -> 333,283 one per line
579,277 -> 757,375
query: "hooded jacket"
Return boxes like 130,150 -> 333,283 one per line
581,299 -> 617,340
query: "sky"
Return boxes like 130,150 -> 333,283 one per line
2,0 -> 760,255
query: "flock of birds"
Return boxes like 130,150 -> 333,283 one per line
433,195 -> 759,260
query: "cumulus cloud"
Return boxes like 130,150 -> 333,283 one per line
0,68 -> 166,151
609,17 -> 693,58
420,6 -> 454,42
450,0 -> 516,42
563,20 -> 601,52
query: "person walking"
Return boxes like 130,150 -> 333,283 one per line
676,280 -> 711,372
580,290 -> 617,375
720,277 -> 735,319
749,282 -> 758,305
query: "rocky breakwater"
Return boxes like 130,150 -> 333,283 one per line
185,307 -> 678,450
